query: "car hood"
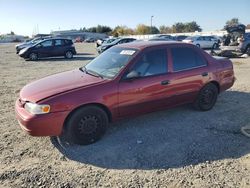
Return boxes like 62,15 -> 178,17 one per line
20,69 -> 107,102
16,43 -> 32,49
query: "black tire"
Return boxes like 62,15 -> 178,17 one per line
196,44 -> 200,48
245,46 -> 250,55
65,51 -> 73,59
193,83 -> 218,111
29,53 -> 38,61
212,43 -> 218,49
65,106 -> 108,145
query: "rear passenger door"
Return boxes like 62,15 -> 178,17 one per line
54,39 -> 65,56
169,46 -> 210,104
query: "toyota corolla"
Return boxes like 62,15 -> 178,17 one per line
15,41 -> 235,145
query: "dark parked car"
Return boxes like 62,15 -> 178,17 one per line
18,38 -> 76,60
149,35 -> 176,41
97,37 -> 136,53
213,24 -> 250,57
174,35 -> 188,41
84,38 -> 95,43
15,41 -> 235,145
15,37 -> 51,54
96,38 -> 118,48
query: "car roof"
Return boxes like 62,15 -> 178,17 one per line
117,41 -> 191,50
39,38 -> 72,41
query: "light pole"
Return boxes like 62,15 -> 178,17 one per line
150,15 -> 154,34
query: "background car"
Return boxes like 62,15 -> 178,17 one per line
18,38 -> 76,60
148,34 -> 176,41
15,37 -> 50,54
219,24 -> 250,55
84,38 -> 95,43
174,35 -> 188,41
16,41 -> 235,145
183,36 -> 219,49
96,38 -> 118,48
97,37 -> 136,53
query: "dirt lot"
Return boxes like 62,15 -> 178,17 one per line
0,43 -> 250,188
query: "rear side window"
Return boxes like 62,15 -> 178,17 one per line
132,49 -> 167,77
171,47 -> 207,72
55,39 -> 64,46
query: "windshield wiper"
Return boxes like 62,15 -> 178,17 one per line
79,67 -> 103,79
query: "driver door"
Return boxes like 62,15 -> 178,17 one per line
118,48 -> 173,117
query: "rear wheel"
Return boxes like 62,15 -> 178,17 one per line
65,51 -> 73,59
29,53 -> 38,61
245,46 -> 250,55
196,44 -> 200,48
193,83 -> 218,111
65,106 -> 108,145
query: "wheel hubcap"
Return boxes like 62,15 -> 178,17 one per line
201,89 -> 214,104
66,52 -> 72,58
78,115 -> 99,134
30,54 -> 36,60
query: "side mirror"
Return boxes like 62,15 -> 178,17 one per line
125,70 -> 140,80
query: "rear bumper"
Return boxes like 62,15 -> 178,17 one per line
15,99 -> 69,136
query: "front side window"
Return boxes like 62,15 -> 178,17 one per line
131,49 -> 167,77
40,40 -> 53,47
85,47 -> 137,79
171,47 -> 207,72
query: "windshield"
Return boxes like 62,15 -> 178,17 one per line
102,38 -> 118,45
85,47 -> 138,79
30,38 -> 43,44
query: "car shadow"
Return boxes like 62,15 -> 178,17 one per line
77,53 -> 96,56
51,90 -> 250,170
29,55 -> 95,62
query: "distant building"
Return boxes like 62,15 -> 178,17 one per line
0,34 -> 26,43
33,34 -> 51,38
50,30 -> 108,40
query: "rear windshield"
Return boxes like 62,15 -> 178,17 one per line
85,47 -> 138,79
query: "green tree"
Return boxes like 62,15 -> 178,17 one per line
185,21 -> 202,32
151,26 -> 160,34
10,31 -> 15,35
172,22 -> 185,33
112,25 -> 134,36
159,25 -> 172,34
172,21 -> 201,33
135,24 -> 150,34
225,18 -> 239,28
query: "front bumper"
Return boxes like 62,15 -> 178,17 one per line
15,99 -> 70,136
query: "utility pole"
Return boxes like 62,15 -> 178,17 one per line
151,15 -> 154,34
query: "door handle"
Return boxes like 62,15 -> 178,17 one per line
161,80 -> 170,85
201,72 -> 208,77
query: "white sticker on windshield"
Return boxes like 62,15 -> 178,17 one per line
120,50 -> 136,55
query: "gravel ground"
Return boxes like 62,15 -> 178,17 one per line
0,43 -> 250,188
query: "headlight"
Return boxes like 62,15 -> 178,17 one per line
24,102 -> 50,115
19,48 -> 27,54
101,46 -> 108,50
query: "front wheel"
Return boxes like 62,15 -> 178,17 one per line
65,51 -> 73,59
29,53 -> 38,61
65,106 -> 108,145
193,83 -> 218,111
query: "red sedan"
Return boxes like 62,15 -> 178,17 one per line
15,41 -> 235,145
